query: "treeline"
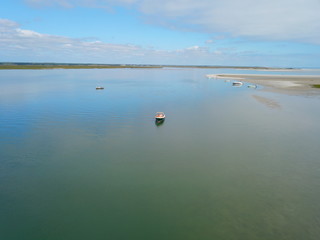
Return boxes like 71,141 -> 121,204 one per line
0,62 -> 163,69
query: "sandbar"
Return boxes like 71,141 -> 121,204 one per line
207,74 -> 320,95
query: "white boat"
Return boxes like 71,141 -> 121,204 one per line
247,84 -> 257,89
232,81 -> 243,87
155,112 -> 165,120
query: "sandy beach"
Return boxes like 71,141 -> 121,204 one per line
207,73 -> 320,95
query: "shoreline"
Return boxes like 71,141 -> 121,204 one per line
207,73 -> 320,94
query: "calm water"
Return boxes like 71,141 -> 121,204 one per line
1,68 -> 320,240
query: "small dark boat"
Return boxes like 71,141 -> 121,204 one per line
96,86 -> 104,90
155,112 -> 165,120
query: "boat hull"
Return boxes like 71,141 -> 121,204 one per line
155,117 -> 165,120
155,118 -> 165,126
232,82 -> 243,87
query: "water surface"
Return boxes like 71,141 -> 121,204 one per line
1,68 -> 320,240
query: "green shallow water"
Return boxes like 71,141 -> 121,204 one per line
1,68 -> 320,240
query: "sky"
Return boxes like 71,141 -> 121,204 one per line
1,0 -> 320,67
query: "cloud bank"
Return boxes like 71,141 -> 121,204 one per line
25,0 -> 320,44
0,19 -> 139,62
2,18 -> 319,67
1,18 -> 227,64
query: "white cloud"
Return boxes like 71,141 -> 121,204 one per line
0,19 -> 20,32
25,0 -> 320,44
17,29 -> 43,37
138,0 -> 320,44
187,46 -> 200,50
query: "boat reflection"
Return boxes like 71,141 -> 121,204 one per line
155,119 -> 165,126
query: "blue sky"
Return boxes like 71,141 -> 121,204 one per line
1,0 -> 320,67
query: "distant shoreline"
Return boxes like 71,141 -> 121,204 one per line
0,62 -> 298,70
0,63 -> 161,70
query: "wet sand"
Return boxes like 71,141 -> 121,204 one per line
207,74 -> 320,95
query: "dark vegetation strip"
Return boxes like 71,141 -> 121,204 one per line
0,62 -> 297,70
0,64 -> 162,70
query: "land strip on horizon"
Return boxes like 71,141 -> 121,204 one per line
0,62 -> 297,70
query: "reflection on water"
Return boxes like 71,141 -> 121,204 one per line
155,119 -> 165,126
252,94 -> 282,109
1,68 -> 320,240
